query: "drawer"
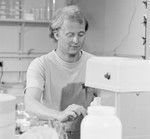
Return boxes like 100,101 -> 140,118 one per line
85,57 -> 150,92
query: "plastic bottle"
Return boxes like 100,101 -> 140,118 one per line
81,105 -> 122,139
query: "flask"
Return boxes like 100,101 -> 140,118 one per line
81,105 -> 122,139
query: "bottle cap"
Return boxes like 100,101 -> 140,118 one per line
90,97 -> 101,106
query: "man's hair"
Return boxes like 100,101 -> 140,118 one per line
49,5 -> 89,42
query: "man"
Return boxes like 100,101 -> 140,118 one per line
25,5 -> 96,139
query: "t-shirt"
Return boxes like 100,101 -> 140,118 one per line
26,50 -> 95,131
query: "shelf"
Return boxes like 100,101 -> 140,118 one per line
0,52 -> 48,58
0,18 -> 50,25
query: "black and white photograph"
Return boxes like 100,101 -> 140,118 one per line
0,0 -> 149,139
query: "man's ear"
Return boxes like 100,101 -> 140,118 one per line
54,31 -> 59,40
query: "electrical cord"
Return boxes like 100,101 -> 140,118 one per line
0,66 -> 4,84
112,0 -> 138,55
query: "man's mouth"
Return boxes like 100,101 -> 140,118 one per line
70,44 -> 80,48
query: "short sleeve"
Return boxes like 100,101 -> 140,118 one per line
26,58 -> 45,91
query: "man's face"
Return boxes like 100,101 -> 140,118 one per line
57,20 -> 86,56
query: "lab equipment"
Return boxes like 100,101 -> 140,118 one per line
85,56 -> 150,92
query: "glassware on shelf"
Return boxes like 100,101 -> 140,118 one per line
0,0 -> 51,22
33,8 -> 40,21
45,0 -> 51,21
31,8 -> 39,21
23,9 -> 34,21
0,0 -> 24,20
32,7 -> 46,21
46,6 -> 50,21
13,0 -> 20,19
0,0 -> 8,19
39,7 -> 45,21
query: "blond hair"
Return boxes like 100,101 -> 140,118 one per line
49,5 -> 88,42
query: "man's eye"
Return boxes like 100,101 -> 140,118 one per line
78,32 -> 85,37
66,33 -> 74,37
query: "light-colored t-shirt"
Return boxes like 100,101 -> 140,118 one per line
26,50 -> 95,131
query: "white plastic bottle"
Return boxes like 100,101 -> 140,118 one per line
81,105 -> 122,139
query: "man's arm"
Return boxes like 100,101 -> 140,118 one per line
24,87 -> 84,122
24,87 -> 60,120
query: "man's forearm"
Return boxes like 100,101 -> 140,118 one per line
24,97 -> 59,120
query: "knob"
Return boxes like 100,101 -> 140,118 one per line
104,73 -> 111,80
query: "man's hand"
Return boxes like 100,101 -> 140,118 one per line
56,104 -> 87,122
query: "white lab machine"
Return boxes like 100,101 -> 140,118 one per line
85,56 -> 150,139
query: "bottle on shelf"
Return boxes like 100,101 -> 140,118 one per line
45,0 -> 51,21
19,0 -> 24,19
32,8 -> 40,21
39,7 -> 45,21
0,0 -> 8,19
9,0 -> 23,20
13,0 -> 20,19
9,0 -> 14,19
0,0 -> 24,20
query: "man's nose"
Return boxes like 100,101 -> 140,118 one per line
73,35 -> 79,43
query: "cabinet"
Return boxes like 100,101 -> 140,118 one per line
100,91 -> 150,139
120,92 -> 150,139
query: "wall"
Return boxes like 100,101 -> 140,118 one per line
78,0 -> 105,55
105,0 -> 146,57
